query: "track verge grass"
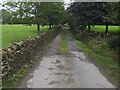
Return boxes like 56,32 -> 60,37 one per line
75,39 -> 119,87
59,30 -> 69,54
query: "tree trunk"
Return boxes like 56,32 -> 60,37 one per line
49,24 -> 52,29
88,23 -> 91,31
105,21 -> 109,35
37,23 -> 40,35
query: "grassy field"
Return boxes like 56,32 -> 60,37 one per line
92,25 -> 120,34
1,24 -> 49,48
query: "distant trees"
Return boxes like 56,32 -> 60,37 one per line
1,9 -> 11,24
1,2 -> 67,35
40,2 -> 67,29
68,2 -> 109,30
67,2 -> 119,34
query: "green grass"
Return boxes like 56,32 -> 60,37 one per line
3,66 -> 27,88
3,60 -> 33,88
92,25 -> 120,34
59,30 -> 69,54
75,40 -> 119,86
87,39 -> 118,61
60,36 -> 69,54
1,24 -> 49,48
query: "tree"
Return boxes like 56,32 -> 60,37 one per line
1,9 -> 11,24
108,2 -> 120,25
42,2 -> 66,29
2,2 -> 47,35
67,2 -> 110,33
102,2 -> 120,34
2,2 -> 66,34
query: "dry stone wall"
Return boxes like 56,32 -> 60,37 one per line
1,26 -> 61,80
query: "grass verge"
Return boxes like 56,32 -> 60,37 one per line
75,39 -> 119,87
3,62 -> 32,88
59,30 -> 69,54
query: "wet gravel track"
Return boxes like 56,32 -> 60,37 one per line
18,33 -> 115,88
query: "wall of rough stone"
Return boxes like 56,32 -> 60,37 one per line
1,26 -> 61,80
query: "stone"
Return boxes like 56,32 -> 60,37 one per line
11,44 -> 18,51
2,50 -> 8,60
7,49 -> 13,58
2,27 -> 61,79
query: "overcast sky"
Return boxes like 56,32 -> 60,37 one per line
0,0 -> 5,3
0,0 -> 71,3
0,0 -> 71,10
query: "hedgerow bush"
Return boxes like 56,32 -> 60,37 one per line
107,36 -> 120,49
